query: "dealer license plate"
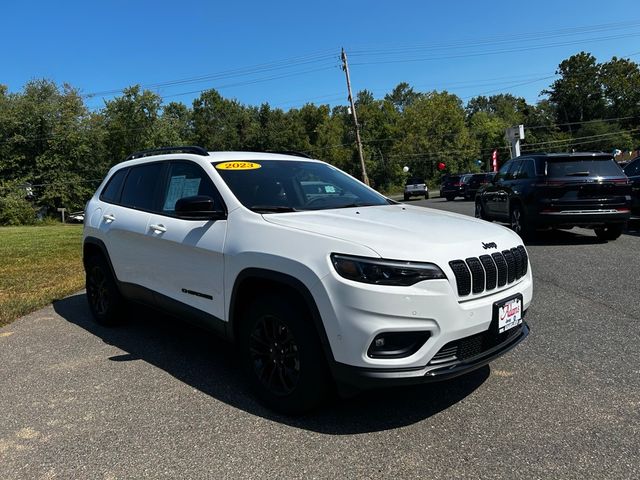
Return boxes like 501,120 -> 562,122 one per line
495,296 -> 523,333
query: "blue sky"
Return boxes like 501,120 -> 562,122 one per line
3,1 -> 639,111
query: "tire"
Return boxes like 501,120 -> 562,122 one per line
445,196 -> 454,201
238,294 -> 330,414
424,192 -> 429,200
510,204 -> 533,239
403,194 -> 410,201
594,224 -> 624,241
85,255 -> 126,326
475,201 -> 487,220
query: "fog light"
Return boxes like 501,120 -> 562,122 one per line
367,331 -> 431,359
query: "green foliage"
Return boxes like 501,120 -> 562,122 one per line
0,51 -> 639,223
0,192 -> 36,226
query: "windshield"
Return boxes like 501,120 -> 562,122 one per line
213,160 -> 389,212
546,157 -> 624,178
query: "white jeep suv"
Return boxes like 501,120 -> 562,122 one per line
83,146 -> 532,413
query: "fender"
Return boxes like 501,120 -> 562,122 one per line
229,268 -> 335,363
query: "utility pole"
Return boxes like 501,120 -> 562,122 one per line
341,48 -> 370,185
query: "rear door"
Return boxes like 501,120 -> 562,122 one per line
145,160 -> 228,321
102,162 -> 165,290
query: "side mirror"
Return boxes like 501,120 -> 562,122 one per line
175,195 -> 226,221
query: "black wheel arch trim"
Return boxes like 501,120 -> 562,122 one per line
83,237 -> 120,285
229,268 -> 336,365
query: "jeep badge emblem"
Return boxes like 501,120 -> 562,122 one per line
482,242 -> 497,250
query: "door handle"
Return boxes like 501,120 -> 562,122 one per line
149,224 -> 167,233
103,214 -> 115,222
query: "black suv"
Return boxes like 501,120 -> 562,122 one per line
464,173 -> 494,200
623,156 -> 640,220
440,174 -> 471,201
475,153 -> 631,240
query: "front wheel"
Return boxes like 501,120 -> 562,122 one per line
594,224 -> 624,241
475,201 -> 487,220
403,194 -> 410,201
238,294 -> 330,414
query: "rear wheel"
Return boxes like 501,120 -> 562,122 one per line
85,255 -> 126,326
594,224 -> 624,241
510,204 -> 533,239
424,192 -> 429,200
403,193 -> 410,201
238,294 -> 330,414
445,195 -> 454,201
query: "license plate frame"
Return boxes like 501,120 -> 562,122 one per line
492,294 -> 523,334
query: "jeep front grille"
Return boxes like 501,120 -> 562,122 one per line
448,246 -> 528,297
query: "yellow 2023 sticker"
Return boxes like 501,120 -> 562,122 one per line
215,161 -> 261,170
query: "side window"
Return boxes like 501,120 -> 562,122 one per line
515,159 -> 535,179
625,159 -> 640,177
120,162 -> 165,211
161,161 -> 221,214
496,161 -> 514,181
100,168 -> 128,204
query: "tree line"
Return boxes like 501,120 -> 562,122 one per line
1,51 -> 639,224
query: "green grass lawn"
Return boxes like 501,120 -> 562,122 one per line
0,224 -> 84,327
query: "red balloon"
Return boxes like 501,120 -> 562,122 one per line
437,162 -> 446,171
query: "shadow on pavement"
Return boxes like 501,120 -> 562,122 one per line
524,228 -> 604,246
53,293 -> 488,434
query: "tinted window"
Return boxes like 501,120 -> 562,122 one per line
100,168 -> 127,204
624,158 -> 640,177
514,160 -> 536,179
496,161 -> 514,181
213,160 -> 388,212
120,162 -> 164,211
547,157 -> 624,178
161,162 -> 220,213
406,177 -> 424,185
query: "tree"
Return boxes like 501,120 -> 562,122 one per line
543,52 -> 606,125
600,57 -> 640,126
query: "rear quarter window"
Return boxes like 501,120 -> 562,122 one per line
100,168 -> 128,204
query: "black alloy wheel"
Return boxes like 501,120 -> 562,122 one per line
475,201 -> 487,220
85,255 -> 125,325
239,295 -> 330,414
87,265 -> 110,317
249,314 -> 301,396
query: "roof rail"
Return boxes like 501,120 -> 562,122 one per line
125,146 -> 209,161
268,150 -> 313,159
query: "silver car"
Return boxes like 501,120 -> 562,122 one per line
404,177 -> 429,201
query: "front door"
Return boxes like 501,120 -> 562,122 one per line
145,160 -> 228,322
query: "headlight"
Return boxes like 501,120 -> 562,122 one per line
330,253 -> 446,286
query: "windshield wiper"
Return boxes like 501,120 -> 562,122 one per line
250,205 -> 298,213
333,202 -> 379,209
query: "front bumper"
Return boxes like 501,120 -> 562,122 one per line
332,322 -> 529,388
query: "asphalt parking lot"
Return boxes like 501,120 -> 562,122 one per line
1,198 -> 639,479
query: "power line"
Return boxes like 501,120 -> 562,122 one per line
349,32 -> 640,67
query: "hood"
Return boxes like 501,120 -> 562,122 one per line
263,204 -> 522,262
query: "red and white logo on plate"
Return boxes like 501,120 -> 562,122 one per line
498,298 -> 522,333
